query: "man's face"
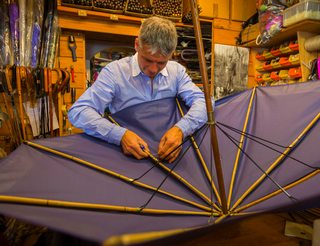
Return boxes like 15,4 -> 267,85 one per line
135,39 -> 171,79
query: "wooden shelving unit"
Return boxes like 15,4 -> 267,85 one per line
249,20 -> 320,84
244,20 -> 320,48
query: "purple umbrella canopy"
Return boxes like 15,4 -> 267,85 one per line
0,80 -> 319,244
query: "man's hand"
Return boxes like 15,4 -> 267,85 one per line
121,130 -> 149,159
158,126 -> 183,163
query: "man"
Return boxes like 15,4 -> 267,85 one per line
68,16 -> 208,163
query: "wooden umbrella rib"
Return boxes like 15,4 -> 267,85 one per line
231,112 -> 320,211
0,195 -> 215,216
227,87 -> 256,209
24,141 -> 213,212
104,228 -> 192,246
106,115 -> 214,206
175,98 -> 221,209
233,169 -> 320,213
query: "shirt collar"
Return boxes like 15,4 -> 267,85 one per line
132,53 -> 168,78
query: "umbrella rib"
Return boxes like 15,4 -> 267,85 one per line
216,125 -> 292,201
227,87 -> 256,209
139,125 -> 222,213
106,115 -> 215,207
139,131 -> 211,210
233,169 -> 320,213
230,112 -> 320,211
0,195 -> 215,216
24,141 -> 213,212
175,98 -> 221,206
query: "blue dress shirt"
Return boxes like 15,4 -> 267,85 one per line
68,53 -> 209,145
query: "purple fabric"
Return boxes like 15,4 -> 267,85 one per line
9,3 -> 19,65
0,81 -> 320,243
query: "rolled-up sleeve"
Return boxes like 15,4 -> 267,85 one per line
174,66 -> 211,137
68,67 -> 127,145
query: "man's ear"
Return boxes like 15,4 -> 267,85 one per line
134,38 -> 139,52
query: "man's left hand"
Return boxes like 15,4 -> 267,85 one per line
158,126 -> 183,163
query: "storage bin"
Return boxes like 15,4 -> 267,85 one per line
279,69 -> 289,79
255,73 -> 264,83
279,57 -> 292,66
288,67 -> 302,78
62,0 -> 93,10
270,46 -> 282,56
263,60 -> 273,70
279,42 -> 291,54
262,73 -> 272,83
289,40 -> 299,51
283,0 -> 320,27
256,51 -> 265,61
153,0 -> 182,20
288,53 -> 300,65
125,0 -> 153,17
271,57 -> 281,68
270,71 -> 281,81
262,50 -> 274,59
93,0 -> 127,14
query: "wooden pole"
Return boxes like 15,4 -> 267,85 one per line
0,195 -> 214,216
189,0 -> 228,214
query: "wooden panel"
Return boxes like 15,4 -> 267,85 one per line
213,18 -> 242,32
213,29 -> 239,45
58,31 -> 87,136
59,35 -> 85,58
59,58 -> 86,73
200,0 -> 256,21
247,76 -> 256,88
68,72 -> 86,89
58,9 -> 140,37
231,0 -> 257,21
210,0 -> 230,19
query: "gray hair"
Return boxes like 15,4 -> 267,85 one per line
138,16 -> 177,56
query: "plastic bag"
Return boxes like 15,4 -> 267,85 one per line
256,1 -> 286,45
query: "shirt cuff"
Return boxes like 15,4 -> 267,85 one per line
175,119 -> 192,139
107,125 -> 127,145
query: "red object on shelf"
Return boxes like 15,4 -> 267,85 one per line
270,71 -> 281,81
256,52 -> 265,61
288,67 -> 302,78
270,46 -> 281,56
279,57 -> 292,67
255,73 -> 264,83
263,60 -> 273,70
289,40 -> 299,51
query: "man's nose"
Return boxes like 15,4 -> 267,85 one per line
148,63 -> 158,74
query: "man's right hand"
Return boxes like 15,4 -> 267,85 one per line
120,130 -> 150,159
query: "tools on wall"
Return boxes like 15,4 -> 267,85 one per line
0,65 -> 75,150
